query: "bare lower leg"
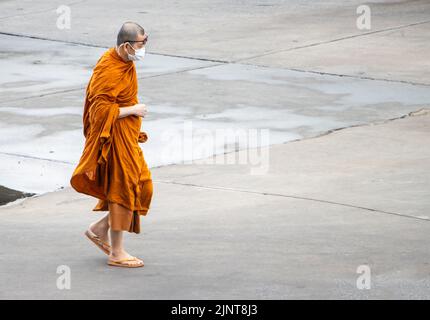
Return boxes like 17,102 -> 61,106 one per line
110,229 -> 125,257
89,213 -> 110,244
109,229 -> 143,266
108,202 -> 143,266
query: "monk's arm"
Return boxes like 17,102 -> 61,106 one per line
117,105 -> 136,119
117,103 -> 147,119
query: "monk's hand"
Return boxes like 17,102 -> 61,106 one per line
138,131 -> 148,143
133,103 -> 148,118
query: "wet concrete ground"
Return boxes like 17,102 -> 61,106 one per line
0,0 -> 429,299
1,28 -> 430,194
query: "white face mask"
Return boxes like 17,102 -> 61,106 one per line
126,43 -> 145,61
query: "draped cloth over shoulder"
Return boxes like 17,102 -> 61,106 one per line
70,47 -> 153,234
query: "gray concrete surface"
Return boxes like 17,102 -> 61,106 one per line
0,0 -> 429,299
0,111 -> 429,299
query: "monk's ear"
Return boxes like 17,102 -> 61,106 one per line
124,42 -> 132,52
119,42 -> 127,51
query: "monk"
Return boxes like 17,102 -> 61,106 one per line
70,22 -> 152,268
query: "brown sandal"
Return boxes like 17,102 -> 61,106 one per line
84,229 -> 111,255
107,256 -> 144,268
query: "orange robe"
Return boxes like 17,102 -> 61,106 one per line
70,47 -> 153,234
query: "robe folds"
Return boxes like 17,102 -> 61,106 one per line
70,47 -> 153,234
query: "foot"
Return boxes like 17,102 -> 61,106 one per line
109,250 -> 144,267
89,221 -> 109,245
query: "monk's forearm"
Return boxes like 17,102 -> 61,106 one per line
117,106 -> 136,119
117,103 -> 147,119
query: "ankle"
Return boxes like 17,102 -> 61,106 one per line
90,221 -> 109,232
110,249 -> 126,257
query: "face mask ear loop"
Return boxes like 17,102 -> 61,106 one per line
129,42 -> 138,55
120,42 -> 130,55
122,42 -> 135,61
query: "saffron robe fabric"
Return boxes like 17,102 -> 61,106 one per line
70,47 -> 153,234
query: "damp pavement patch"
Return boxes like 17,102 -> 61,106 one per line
2,34 -> 430,197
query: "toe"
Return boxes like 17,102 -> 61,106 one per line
132,258 -> 144,266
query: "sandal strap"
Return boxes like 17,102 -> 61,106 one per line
109,258 -> 143,265
87,230 -> 111,248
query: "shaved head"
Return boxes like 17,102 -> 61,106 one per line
116,21 -> 145,46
